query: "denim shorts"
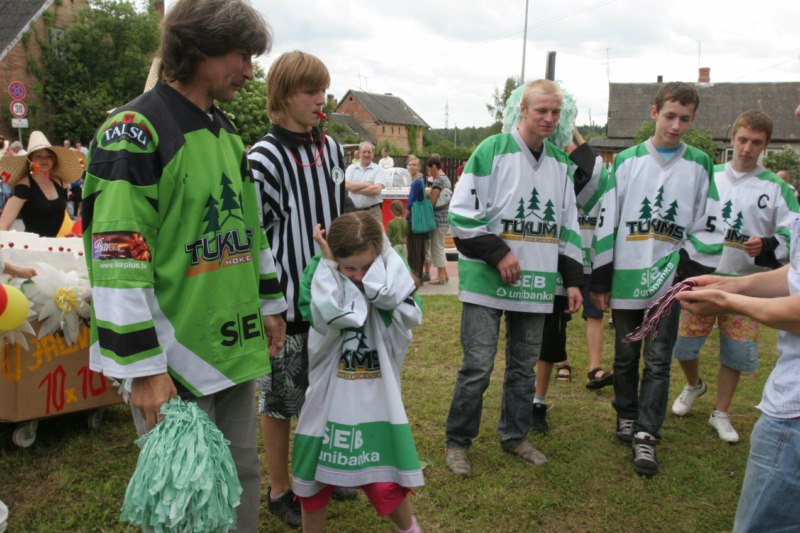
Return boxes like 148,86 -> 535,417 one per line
257,331 -> 309,419
581,276 -> 604,319
673,309 -> 759,372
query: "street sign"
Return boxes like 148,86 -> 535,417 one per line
11,118 -> 29,128
8,81 -> 26,100
9,100 -> 27,118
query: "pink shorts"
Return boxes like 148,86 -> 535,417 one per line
299,483 -> 412,516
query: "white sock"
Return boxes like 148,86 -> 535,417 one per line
396,516 -> 421,533
533,395 -> 546,405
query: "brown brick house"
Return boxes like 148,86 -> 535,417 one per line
0,0 -> 90,141
334,90 -> 429,153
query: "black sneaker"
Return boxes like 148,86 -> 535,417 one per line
267,487 -> 302,529
531,402 -> 549,433
615,418 -> 635,444
331,486 -> 359,500
632,432 -> 659,476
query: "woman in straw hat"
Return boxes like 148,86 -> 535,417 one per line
0,131 -> 84,236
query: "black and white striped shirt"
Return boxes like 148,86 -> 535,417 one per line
248,125 -> 346,323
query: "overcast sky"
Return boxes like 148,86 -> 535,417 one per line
170,0 -> 799,130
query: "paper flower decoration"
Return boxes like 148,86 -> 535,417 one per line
26,262 -> 91,345
121,398 -> 242,532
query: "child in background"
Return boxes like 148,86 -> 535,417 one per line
0,254 -> 36,279
293,211 -> 424,533
387,200 -> 408,260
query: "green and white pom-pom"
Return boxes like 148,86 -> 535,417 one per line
501,81 -> 579,149
120,398 -> 242,532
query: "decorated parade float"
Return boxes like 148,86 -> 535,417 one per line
0,230 -> 121,448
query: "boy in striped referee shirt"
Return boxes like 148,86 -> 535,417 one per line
248,50 -> 351,528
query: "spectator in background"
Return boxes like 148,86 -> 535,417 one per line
74,140 -> 89,157
379,147 -> 394,169
427,156 -> 452,284
777,169 -> 799,201
387,199 -> 408,260
345,142 -> 385,224
6,141 -> 25,157
0,131 -> 83,236
404,154 -> 429,281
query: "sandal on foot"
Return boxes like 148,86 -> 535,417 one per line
555,363 -> 572,382
429,277 -> 449,285
586,367 -> 613,390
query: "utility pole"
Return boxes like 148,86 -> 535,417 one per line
521,0 -> 529,82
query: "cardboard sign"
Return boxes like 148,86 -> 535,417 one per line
0,323 -> 122,423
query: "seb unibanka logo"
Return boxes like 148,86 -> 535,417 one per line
185,173 -> 253,276
621,185 -> 687,243
500,186 -> 559,243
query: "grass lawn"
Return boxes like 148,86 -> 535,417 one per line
0,295 -> 774,532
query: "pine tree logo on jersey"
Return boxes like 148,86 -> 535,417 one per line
499,186 -> 559,243
184,172 -> 253,276
720,199 -> 750,248
625,185 -> 686,243
338,327 -> 381,380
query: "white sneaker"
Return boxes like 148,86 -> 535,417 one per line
672,380 -> 707,416
708,411 -> 739,443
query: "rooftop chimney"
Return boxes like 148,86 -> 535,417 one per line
698,67 -> 710,84
657,75 -> 663,83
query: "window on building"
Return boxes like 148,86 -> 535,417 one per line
49,27 -> 66,61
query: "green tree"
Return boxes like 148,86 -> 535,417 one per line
486,76 -> 521,126
721,199 -> 733,223
639,197 -> 653,220
763,146 -> 800,185
732,211 -> 744,232
528,187 -> 540,214
31,0 -> 160,143
654,186 -> 664,211
633,121 -> 720,162
202,194 -> 220,235
516,198 -> 526,220
218,64 -> 269,146
663,200 -> 679,222
219,173 -> 243,225
542,200 -> 556,223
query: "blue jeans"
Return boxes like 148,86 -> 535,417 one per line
445,302 -> 544,450
733,414 -> 800,532
612,301 -> 680,440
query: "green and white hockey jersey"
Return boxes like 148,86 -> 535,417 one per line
448,129 -> 584,313
573,147 -> 609,275
591,140 -> 723,309
83,82 -> 287,397
292,248 -> 424,495
713,162 -> 800,276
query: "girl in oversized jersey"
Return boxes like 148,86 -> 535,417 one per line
293,212 -> 424,533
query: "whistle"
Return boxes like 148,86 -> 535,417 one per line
316,111 -> 328,120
